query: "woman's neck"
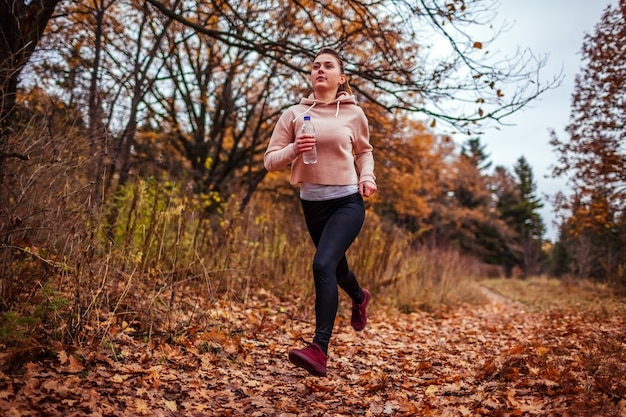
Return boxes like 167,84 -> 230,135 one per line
314,90 -> 338,103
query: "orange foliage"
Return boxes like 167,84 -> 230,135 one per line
363,101 -> 454,228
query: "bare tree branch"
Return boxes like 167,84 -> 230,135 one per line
143,0 -> 562,132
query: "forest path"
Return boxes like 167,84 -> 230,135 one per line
479,284 -> 518,306
1,287 -> 625,416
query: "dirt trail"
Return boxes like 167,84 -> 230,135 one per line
479,285 -> 518,305
1,289 -> 625,416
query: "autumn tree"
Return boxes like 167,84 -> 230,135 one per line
550,0 -> 626,283
425,137 -> 518,274
143,13 -> 285,209
0,0 -> 60,203
5,0 -> 563,226
33,1 -> 181,212
146,0 -> 560,132
1,0 -> 566,262
366,106 -> 456,232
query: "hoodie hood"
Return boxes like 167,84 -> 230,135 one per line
292,91 -> 357,122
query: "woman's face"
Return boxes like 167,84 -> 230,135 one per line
311,53 -> 345,94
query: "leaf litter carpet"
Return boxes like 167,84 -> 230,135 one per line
1,288 -> 625,416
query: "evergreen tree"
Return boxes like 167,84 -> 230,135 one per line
513,156 -> 545,241
495,157 -> 545,275
456,137 -> 492,209
461,137 -> 493,173
429,137 -> 518,274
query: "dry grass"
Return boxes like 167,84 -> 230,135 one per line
1,173 -> 485,348
0,109 -> 486,348
480,275 -> 626,313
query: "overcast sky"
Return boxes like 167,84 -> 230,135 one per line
464,0 -> 616,241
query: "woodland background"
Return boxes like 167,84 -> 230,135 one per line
0,1 -> 625,411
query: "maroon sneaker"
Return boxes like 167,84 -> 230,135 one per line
351,288 -> 370,331
288,343 -> 327,377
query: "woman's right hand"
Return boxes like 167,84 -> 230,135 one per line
294,133 -> 316,156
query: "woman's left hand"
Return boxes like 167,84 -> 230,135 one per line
359,181 -> 377,198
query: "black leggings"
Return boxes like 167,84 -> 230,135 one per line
300,192 -> 365,354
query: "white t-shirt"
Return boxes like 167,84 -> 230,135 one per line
300,183 -> 358,201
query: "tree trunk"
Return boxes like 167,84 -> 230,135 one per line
0,0 -> 60,199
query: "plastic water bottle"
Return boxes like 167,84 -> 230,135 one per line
301,115 -> 317,164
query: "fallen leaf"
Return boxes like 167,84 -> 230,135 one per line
164,400 -> 177,411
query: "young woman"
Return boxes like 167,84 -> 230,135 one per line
264,48 -> 377,377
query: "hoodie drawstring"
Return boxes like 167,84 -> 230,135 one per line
292,97 -> 344,123
292,102 -> 317,122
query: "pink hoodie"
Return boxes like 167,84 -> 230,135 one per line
264,92 -> 376,187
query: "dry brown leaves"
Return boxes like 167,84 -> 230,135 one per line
1,288 -> 625,416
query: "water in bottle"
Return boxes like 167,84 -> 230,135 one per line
301,115 -> 317,164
